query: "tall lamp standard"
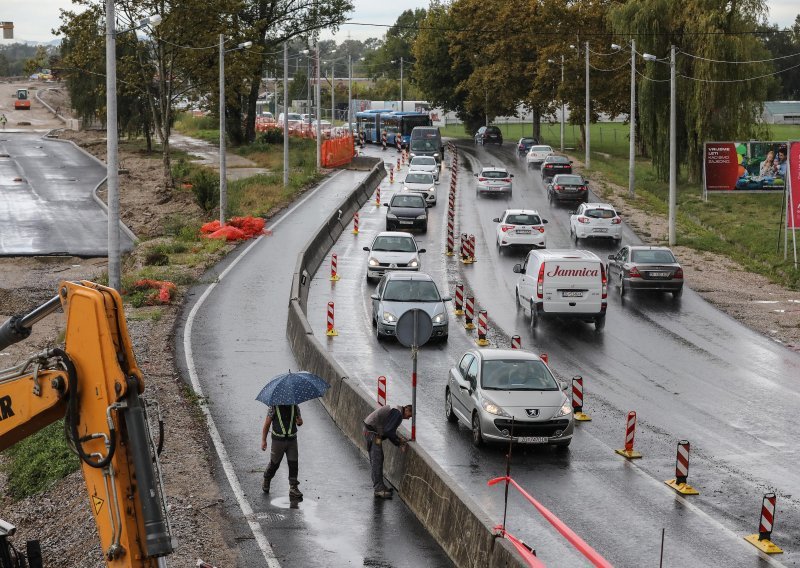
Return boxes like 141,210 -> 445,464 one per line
219,36 -> 252,226
613,41 -> 637,197
105,7 -> 161,291
391,57 -> 404,111
547,52 -> 569,152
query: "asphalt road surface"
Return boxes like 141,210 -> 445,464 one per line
177,151 -> 453,568
0,132 -> 134,256
307,140 -> 799,567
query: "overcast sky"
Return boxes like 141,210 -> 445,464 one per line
1,0 -> 798,44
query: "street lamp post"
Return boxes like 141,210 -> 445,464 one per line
400,56 -> 404,111
283,42 -> 289,188
613,41 -> 637,197
348,55 -> 352,135
315,41 -> 321,171
584,41 -> 590,169
547,55 -> 566,152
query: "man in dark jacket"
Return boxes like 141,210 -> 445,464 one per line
363,404 -> 412,498
261,404 -> 303,500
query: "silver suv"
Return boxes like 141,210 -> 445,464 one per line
475,167 -> 513,197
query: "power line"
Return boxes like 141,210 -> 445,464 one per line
679,60 -> 800,82
635,68 -> 670,82
589,60 -> 630,72
680,49 -> 800,64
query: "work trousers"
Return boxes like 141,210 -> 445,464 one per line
264,437 -> 299,486
364,431 -> 387,492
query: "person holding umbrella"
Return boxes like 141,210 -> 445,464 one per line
256,371 -> 330,500
363,404 -> 413,499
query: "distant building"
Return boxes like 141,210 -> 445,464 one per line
762,101 -> 800,125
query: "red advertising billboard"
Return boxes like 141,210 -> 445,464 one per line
704,141 -> 787,193
789,141 -> 800,229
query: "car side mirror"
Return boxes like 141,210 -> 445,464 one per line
510,174 -> 515,178
470,377 -> 477,391
608,254 -> 615,260
513,263 -> 522,273
370,294 -> 380,300
474,173 -> 478,177
363,246 -> 370,252
419,248 -> 426,253
383,203 -> 389,207
492,217 -> 501,222
542,219 -> 548,224
560,381 -> 569,392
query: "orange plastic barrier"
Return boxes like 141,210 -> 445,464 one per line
200,216 -> 267,240
322,135 -> 355,168
131,279 -> 177,305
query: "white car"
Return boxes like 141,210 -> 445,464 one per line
403,171 -> 437,205
493,209 -> 548,253
570,203 -> 622,243
526,145 -> 554,168
475,167 -> 513,197
363,232 -> 426,282
408,156 -> 440,182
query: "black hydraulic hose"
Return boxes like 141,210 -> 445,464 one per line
53,348 -> 117,469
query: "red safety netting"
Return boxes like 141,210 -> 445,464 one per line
200,216 -> 267,241
130,279 -> 177,305
322,135 -> 355,168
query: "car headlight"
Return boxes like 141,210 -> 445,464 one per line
481,397 -> 510,417
408,259 -> 419,268
387,213 -> 397,220
416,214 -> 427,219
555,399 -> 573,418
426,186 -> 435,192
433,153 -> 440,158
432,312 -> 446,324
368,257 -> 380,267
382,311 -> 397,323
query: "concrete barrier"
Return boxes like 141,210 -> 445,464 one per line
286,160 -> 527,568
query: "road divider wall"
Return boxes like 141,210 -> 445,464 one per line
286,159 -> 525,568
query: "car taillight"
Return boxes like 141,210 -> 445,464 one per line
601,263 -> 607,299
554,185 -> 562,191
578,216 -> 589,224
537,263 -> 545,299
501,225 -> 515,232
629,266 -> 641,278
674,267 -> 684,279
501,178 -> 511,183
579,185 -> 588,191
611,217 -> 621,224
535,226 -> 545,233
478,177 -> 487,182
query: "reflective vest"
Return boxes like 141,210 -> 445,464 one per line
272,405 -> 298,439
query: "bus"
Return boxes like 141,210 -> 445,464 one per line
355,110 -> 391,144
355,110 -> 432,147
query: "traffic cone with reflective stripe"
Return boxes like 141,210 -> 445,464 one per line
615,411 -> 642,459
745,493 -> 783,554
665,440 -> 698,495
326,302 -> 338,337
571,376 -> 591,421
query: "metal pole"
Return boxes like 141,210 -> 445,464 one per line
315,41 -> 321,171
629,39 -> 636,198
400,56 -> 404,112
411,311 -> 417,442
560,54 -> 565,152
330,67 -> 334,124
585,41 -> 590,169
348,55 -> 353,135
219,33 -> 227,225
668,45 -> 677,246
283,42 -> 289,187
105,0 -> 120,291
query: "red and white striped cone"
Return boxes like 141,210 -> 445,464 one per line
454,283 -> 464,315
330,253 -> 340,281
449,189 -> 456,209
464,296 -> 475,330
540,353 -> 549,364
467,234 -> 476,263
460,233 -> 469,262
571,376 -> 591,421
396,157 -> 401,171
446,225 -> 455,257
745,493 -> 783,553
375,185 -> 381,206
476,309 -> 489,346
377,376 -> 387,406
615,411 -> 642,459
352,212 -> 359,235
511,335 -> 521,349
665,440 -> 698,494
326,301 -> 338,337
389,170 -> 394,184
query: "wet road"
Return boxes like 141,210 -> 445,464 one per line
308,141 -> 799,567
177,152 -> 453,568
0,133 -> 134,255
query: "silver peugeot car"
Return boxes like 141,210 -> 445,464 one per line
371,272 -> 450,342
445,349 -> 574,447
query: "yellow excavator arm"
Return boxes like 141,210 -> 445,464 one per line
0,281 -> 174,567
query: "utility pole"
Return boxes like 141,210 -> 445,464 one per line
348,55 -> 353,135
315,40 -> 321,171
669,44 -> 677,246
400,56 -> 404,112
330,67 -> 334,124
105,0 -> 120,290
584,41 -> 590,169
219,34 -> 227,225
629,39 -> 636,198
283,42 -> 289,187
560,54 -> 565,152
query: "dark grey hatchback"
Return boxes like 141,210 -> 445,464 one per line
384,193 -> 428,232
607,246 -> 684,298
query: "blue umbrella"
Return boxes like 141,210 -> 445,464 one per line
256,370 -> 330,406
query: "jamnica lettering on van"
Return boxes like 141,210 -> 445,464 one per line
546,265 -> 599,277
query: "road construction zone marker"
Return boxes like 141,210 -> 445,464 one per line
460,232 -> 469,262
326,301 -> 338,337
396,157 -> 401,171
744,493 -> 783,554
330,253 -> 340,281
476,309 -> 490,346
511,335 -> 521,349
540,353 -> 548,364
389,169 -> 394,184
454,283 -> 464,315
446,224 -> 455,256
461,234 -> 475,264
571,376 -> 592,421
464,296 -> 476,330
375,185 -> 381,206
352,212 -> 359,235
615,411 -> 642,459
377,376 -> 387,406
665,440 -> 698,495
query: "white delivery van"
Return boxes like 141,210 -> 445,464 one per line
513,249 -> 608,330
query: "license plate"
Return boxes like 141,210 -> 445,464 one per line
565,188 -> 578,192
650,271 -> 670,278
516,229 -> 531,234
399,220 -> 413,225
518,436 -> 548,444
562,290 -> 583,297
593,228 -> 608,232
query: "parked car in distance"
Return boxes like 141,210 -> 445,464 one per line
384,193 -> 428,232
607,246 -> 684,298
278,112 -> 302,126
445,349 -> 574,447
363,231 -> 426,282
570,203 -> 622,243
475,167 -> 513,197
517,138 -> 539,156
474,126 -> 503,146
541,154 -> 573,181
408,156 -> 440,182
493,209 -> 548,253
547,174 -> 589,205
371,272 -> 450,342
526,145 -> 554,168
403,171 -> 437,205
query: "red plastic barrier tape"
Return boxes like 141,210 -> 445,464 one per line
492,526 -> 545,568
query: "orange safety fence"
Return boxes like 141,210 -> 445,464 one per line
488,476 -> 613,568
322,135 -> 356,168
200,216 -> 267,241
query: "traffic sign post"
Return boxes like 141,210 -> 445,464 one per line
396,309 -> 433,441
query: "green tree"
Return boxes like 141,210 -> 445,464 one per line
758,16 -> 800,100
23,46 -> 49,75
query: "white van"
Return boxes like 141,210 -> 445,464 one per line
513,249 -> 608,330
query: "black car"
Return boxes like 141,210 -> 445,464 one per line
607,246 -> 684,298
516,137 -> 538,155
547,174 -> 589,204
384,193 -> 428,232
474,126 -> 503,146
541,155 -> 572,182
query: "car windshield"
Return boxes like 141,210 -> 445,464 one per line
383,280 -> 441,302
531,146 -> 552,152
481,359 -> 559,391
482,170 -> 509,179
411,157 -> 436,166
411,140 -> 437,152
520,138 -> 536,145
405,173 -> 434,184
556,175 -> 583,185
547,156 -> 570,163
391,195 -> 426,208
372,236 -> 416,252
505,213 -> 541,225
585,208 -> 616,219
632,249 -> 677,263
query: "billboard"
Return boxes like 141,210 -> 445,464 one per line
704,141 -> 788,193
789,141 -> 800,229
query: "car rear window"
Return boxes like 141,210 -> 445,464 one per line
546,156 -> 570,163
521,138 -> 536,144
481,359 -> 558,391
632,250 -> 677,263
372,236 -> 416,252
411,157 -> 436,166
481,170 -> 509,179
531,146 -> 552,152
391,194 -> 426,208
383,280 -> 441,302
486,127 -> 501,134
505,214 -> 541,225
405,173 -> 434,184
585,208 -> 616,219
555,175 -> 583,185
411,140 -> 437,151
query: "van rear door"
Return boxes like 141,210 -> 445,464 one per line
541,260 -> 603,314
